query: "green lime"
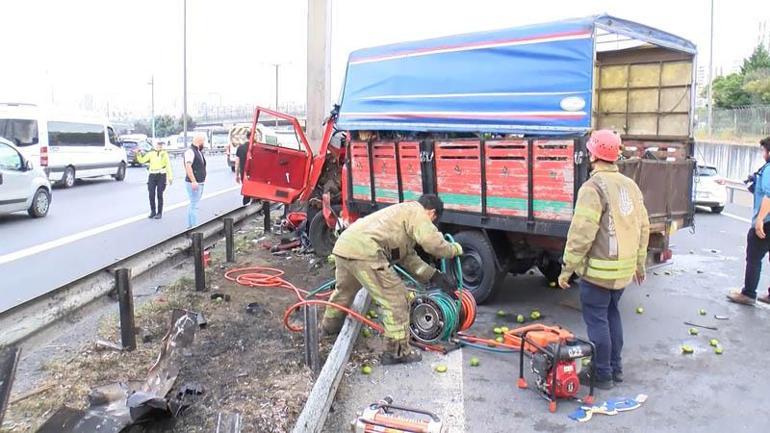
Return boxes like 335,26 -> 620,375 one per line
715,347 -> 724,355
500,326 -> 509,333
497,310 -> 507,317
699,309 -> 707,316
367,310 -> 378,319
681,345 -> 694,354
435,365 -> 448,373
469,357 -> 480,367
495,336 -> 504,343
688,328 -> 699,336
362,328 -> 372,338
530,311 -> 541,320
636,307 -> 644,314
361,365 -> 373,375
516,314 -> 525,323
709,339 -> 719,347
493,327 -> 502,335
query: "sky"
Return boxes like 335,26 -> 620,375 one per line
0,0 -> 767,119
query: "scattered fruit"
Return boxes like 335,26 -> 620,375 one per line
681,345 -> 694,354
497,310 -> 507,317
549,281 -> 557,288
469,357 -> 480,367
709,339 -> 719,347
493,327 -> 503,335
516,314 -> 525,323
361,365 -> 373,375
495,336 -> 504,343
435,365 -> 448,373
530,311 -> 541,320
582,358 -> 591,367
367,310 -> 378,319
215,297 -> 223,303
500,326 -> 510,333
689,328 -> 699,336
715,347 -> 724,355
362,328 -> 372,338
636,307 -> 644,314
699,309 -> 707,316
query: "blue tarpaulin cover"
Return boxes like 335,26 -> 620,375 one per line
337,15 -> 695,135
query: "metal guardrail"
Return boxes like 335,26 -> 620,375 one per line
725,180 -> 750,206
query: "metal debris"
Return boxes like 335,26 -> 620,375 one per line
215,411 -> 243,433
683,321 -> 718,331
34,309 -> 200,433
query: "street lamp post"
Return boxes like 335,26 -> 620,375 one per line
274,63 -> 279,127
182,0 -> 188,146
148,75 -> 155,140
707,0 -> 714,137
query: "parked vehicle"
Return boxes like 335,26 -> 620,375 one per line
241,15 -> 698,303
0,136 -> 52,217
695,165 -> 727,213
122,138 -> 152,167
0,103 -> 128,188
211,127 -> 230,150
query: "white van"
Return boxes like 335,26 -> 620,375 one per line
0,103 -> 128,188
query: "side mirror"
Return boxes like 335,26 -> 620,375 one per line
25,160 -> 33,171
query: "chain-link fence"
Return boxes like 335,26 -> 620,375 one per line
696,105 -> 770,142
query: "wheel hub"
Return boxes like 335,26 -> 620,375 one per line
409,297 -> 445,343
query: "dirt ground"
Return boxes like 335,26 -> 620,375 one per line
1,213 -> 335,433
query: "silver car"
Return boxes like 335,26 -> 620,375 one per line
0,137 -> 52,217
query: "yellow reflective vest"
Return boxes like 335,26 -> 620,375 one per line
136,150 -> 173,180
561,162 -> 650,289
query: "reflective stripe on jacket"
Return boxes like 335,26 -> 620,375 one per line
562,162 -> 650,289
136,150 -> 173,180
332,201 -> 456,278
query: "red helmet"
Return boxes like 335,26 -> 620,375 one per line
586,130 -> 621,162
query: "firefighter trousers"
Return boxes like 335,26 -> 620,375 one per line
322,256 -> 410,342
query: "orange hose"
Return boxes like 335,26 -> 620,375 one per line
224,266 -> 384,333
456,290 -> 477,332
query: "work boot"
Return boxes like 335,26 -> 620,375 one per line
726,291 -> 756,306
758,294 -> 770,304
148,212 -> 156,219
320,317 -> 344,336
153,213 -> 162,220
380,340 -> 423,365
579,369 -> 614,390
612,371 -> 624,383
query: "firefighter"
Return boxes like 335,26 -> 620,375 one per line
558,129 -> 650,390
321,194 -> 463,365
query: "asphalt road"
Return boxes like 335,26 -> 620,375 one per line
328,204 -> 770,432
0,153 -> 245,312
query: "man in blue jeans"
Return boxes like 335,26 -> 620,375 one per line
558,130 -> 650,390
184,134 -> 207,228
728,137 -> 770,306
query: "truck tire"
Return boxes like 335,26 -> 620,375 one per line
452,230 -> 502,304
308,211 -> 337,258
711,206 -> 724,214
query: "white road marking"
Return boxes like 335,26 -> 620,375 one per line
722,212 -> 751,224
0,185 -> 240,265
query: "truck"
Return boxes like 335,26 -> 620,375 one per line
240,15 -> 698,303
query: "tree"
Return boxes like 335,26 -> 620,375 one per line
712,73 -> 752,108
740,44 -> 770,75
176,114 -> 196,133
132,120 -> 151,136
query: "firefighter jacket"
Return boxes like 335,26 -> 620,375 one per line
561,162 -> 650,289
332,201 -> 459,281
136,149 -> 173,180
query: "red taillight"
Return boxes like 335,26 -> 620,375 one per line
40,146 -> 48,167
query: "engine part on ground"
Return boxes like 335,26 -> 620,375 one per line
352,396 -> 444,433
517,325 -> 595,413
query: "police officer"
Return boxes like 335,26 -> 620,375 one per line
558,129 -> 650,390
321,194 -> 463,365
136,140 -> 173,219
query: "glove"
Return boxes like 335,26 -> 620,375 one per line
450,242 -> 463,257
430,271 -> 455,295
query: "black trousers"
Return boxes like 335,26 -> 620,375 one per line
741,221 -> 770,299
148,173 -> 167,215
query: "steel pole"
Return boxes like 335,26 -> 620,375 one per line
707,0 -> 714,137
274,64 -> 279,127
150,75 -> 155,140
183,0 -> 188,145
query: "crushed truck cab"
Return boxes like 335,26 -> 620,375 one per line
242,15 -> 697,303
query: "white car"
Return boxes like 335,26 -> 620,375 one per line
0,137 -> 52,217
695,165 -> 727,214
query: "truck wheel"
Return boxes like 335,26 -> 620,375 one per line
452,230 -> 502,304
308,211 -> 337,258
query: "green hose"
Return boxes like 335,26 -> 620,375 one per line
428,291 -> 460,341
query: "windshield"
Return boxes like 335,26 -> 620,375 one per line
0,118 -> 39,147
698,167 -> 718,177
177,135 -> 194,144
212,133 -> 229,145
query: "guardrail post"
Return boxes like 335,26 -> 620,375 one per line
192,232 -> 206,291
263,201 -> 271,233
303,306 -> 321,374
115,268 -> 136,351
224,217 -> 235,263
